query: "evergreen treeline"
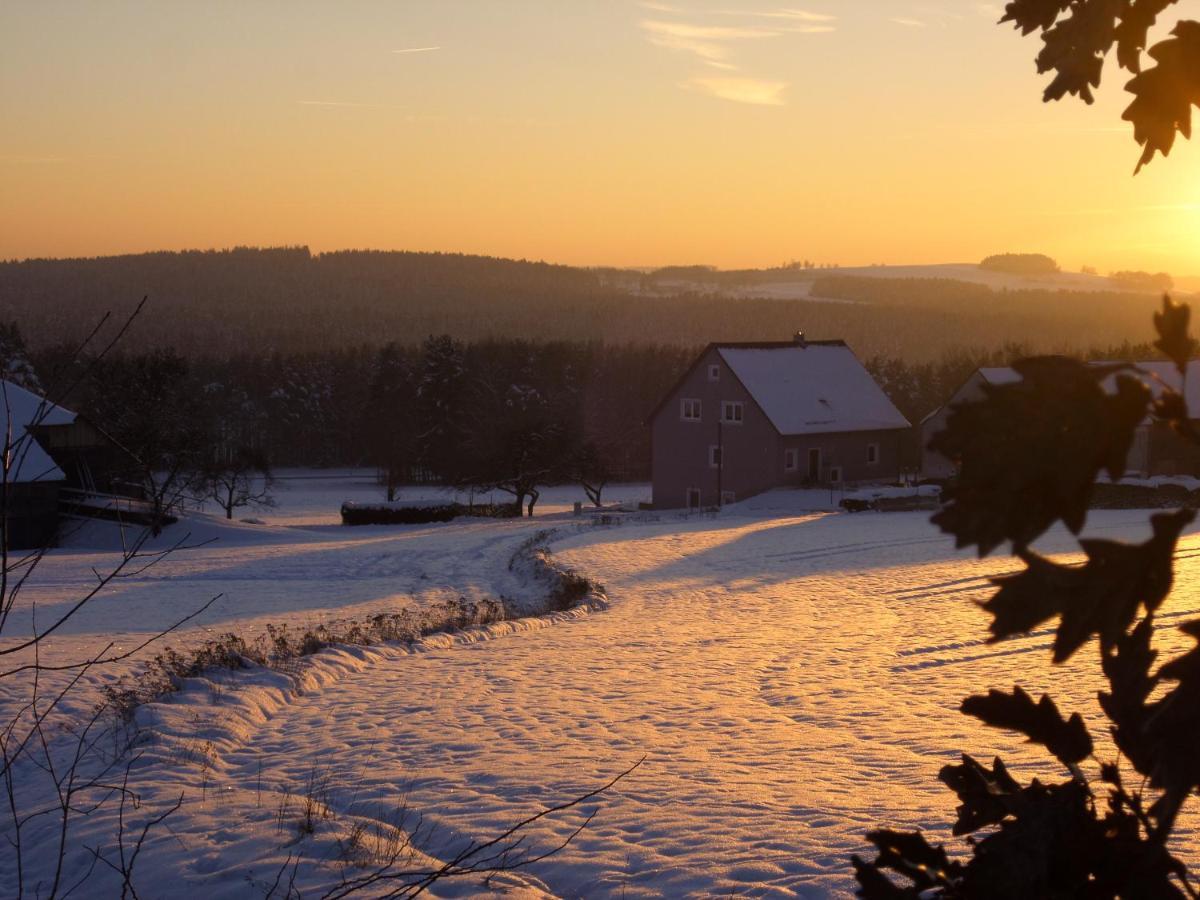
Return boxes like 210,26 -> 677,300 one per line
0,247 -> 1171,363
3,311 -> 1169,488
24,336 -> 694,490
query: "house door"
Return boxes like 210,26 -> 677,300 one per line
686,488 -> 702,509
808,448 -> 821,481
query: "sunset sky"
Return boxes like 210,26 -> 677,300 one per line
2,0 -> 1199,273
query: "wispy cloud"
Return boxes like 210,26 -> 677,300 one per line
716,8 -> 835,23
0,155 -> 68,164
891,17 -> 927,27
641,19 -> 787,65
391,46 -> 440,54
297,99 -> 408,110
639,5 -> 833,106
685,75 -> 787,106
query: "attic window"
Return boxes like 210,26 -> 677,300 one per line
708,364 -> 721,382
721,401 -> 744,424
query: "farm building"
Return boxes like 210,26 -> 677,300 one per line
1,380 -> 141,549
649,336 -> 911,509
921,362 -> 1200,479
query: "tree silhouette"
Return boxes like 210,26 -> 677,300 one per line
852,299 -> 1199,896
1001,0 -> 1200,171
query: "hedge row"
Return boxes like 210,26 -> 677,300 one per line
340,501 -> 519,526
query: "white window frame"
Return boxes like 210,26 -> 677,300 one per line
680,398 -> 702,422
784,449 -> 798,472
708,364 -> 721,382
721,400 -> 744,424
709,445 -> 723,469
866,442 -> 880,466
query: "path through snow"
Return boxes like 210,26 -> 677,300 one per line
80,507 -> 1200,898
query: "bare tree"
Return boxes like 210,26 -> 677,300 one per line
194,446 -> 276,519
0,302 -> 218,898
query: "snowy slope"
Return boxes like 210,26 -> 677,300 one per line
5,475 -> 1199,897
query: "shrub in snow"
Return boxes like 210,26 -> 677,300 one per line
340,500 -> 517,525
103,597 -> 506,717
854,298 -> 1200,896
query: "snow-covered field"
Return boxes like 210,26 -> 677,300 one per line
4,474 -> 1199,896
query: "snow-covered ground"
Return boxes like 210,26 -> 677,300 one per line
4,478 -> 1199,896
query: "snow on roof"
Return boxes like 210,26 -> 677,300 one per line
0,380 -> 76,483
717,344 -> 911,435
978,367 -> 1022,386
951,361 -> 1200,422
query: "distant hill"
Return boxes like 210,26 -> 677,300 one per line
0,247 -> 1176,362
629,262 -> 1142,301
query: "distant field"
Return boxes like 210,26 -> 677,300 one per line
638,262 -> 1137,301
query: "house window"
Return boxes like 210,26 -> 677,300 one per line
720,490 -> 736,505
681,398 -> 702,421
830,466 -> 843,484
686,488 -> 702,509
708,364 -> 721,382
721,401 -> 744,424
784,449 -> 798,472
709,445 -> 723,468
867,443 -> 880,466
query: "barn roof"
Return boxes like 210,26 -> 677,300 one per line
0,380 -> 76,483
715,342 -> 911,436
939,361 -> 1200,424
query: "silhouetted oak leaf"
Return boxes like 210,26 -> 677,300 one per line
1143,620 -> 1200,811
850,856 -> 921,898
961,686 -> 1093,767
858,830 -> 962,893
1152,295 -> 1197,373
989,509 -> 1192,661
1153,386 -> 1189,425
938,754 -> 1022,836
1099,616 -> 1160,775
958,778 -> 1185,898
1115,0 -> 1180,73
932,357 -> 1151,556
1001,0 -> 1074,35
1035,0 -> 1119,103
1124,22 -> 1200,171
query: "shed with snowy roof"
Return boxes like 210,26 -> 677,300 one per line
1,380 -> 143,548
648,335 -> 912,509
1,380 -> 76,547
921,361 -> 1200,480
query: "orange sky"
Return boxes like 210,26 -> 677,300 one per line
2,1 -> 1199,273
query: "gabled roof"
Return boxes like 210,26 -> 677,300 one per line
716,343 -> 910,435
649,339 -> 911,435
0,380 -> 76,483
933,360 -> 1200,425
